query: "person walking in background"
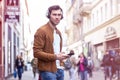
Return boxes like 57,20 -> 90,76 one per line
66,50 -> 76,80
114,50 -> 120,80
33,5 -> 69,80
31,58 -> 38,78
102,51 -> 112,80
87,56 -> 94,78
110,57 -> 116,78
77,53 -> 88,80
15,55 -> 24,80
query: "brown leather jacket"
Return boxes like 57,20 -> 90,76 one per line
33,22 -> 63,72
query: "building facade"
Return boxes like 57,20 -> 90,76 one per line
3,0 -> 21,78
20,0 -> 33,65
79,0 -> 120,68
65,0 -> 83,57
0,0 -> 31,79
66,0 -> 120,68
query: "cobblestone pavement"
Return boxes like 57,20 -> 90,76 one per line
64,69 -> 104,80
6,70 -> 39,80
7,69 -> 118,80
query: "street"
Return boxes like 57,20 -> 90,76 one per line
7,69 -> 105,80
6,70 -> 39,80
64,69 -> 104,80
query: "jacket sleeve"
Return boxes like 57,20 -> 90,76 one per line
33,29 -> 56,62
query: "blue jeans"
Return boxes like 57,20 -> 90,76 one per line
39,69 -> 64,80
69,68 -> 76,80
104,66 -> 112,80
79,70 -> 88,80
56,69 -> 64,80
17,67 -> 23,79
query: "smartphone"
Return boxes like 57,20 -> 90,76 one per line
67,53 -> 74,56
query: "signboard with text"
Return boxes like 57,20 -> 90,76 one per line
4,0 -> 20,23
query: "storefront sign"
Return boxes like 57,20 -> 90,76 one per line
105,27 -> 117,39
4,0 -> 20,23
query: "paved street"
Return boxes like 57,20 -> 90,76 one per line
7,69 -> 105,80
64,69 -> 104,80
6,70 -> 39,80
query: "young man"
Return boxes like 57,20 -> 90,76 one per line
102,51 -> 112,80
33,5 -> 69,80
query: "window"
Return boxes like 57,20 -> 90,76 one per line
110,0 -> 113,16
106,39 -> 119,50
105,3 -> 107,19
14,32 -> 16,45
17,37 -> 19,48
101,7 -> 103,22
7,0 -> 19,6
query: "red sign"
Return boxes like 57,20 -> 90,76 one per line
4,0 -> 20,22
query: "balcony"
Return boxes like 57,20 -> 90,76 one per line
73,13 -> 82,24
79,1 -> 92,16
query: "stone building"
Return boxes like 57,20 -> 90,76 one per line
65,0 -> 83,57
66,0 -> 120,68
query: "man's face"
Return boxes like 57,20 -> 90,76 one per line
49,9 -> 62,26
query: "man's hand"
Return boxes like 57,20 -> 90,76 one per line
56,52 -> 69,60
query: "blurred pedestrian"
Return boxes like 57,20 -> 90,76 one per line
33,5 -> 69,80
87,56 -> 94,78
66,50 -> 76,80
114,50 -> 120,80
15,55 -> 24,80
102,51 -> 112,80
31,58 -> 38,78
77,53 -> 88,80
64,50 -> 74,70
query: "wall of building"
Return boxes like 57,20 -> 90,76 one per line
65,0 -> 83,56
4,22 -> 20,77
3,0 -> 22,78
82,0 -> 120,68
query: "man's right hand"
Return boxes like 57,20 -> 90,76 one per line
56,53 -> 69,60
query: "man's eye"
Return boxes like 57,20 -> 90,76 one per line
53,14 -> 57,16
58,14 -> 62,16
53,14 -> 62,16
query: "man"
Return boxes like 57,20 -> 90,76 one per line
102,51 -> 112,80
33,5 -> 69,80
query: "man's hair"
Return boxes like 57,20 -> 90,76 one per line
46,5 -> 63,19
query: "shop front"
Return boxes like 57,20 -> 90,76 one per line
106,38 -> 119,52
105,26 -> 119,54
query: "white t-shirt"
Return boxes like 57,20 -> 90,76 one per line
53,30 -> 63,69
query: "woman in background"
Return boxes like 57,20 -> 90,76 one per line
15,55 -> 24,80
77,53 -> 88,80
